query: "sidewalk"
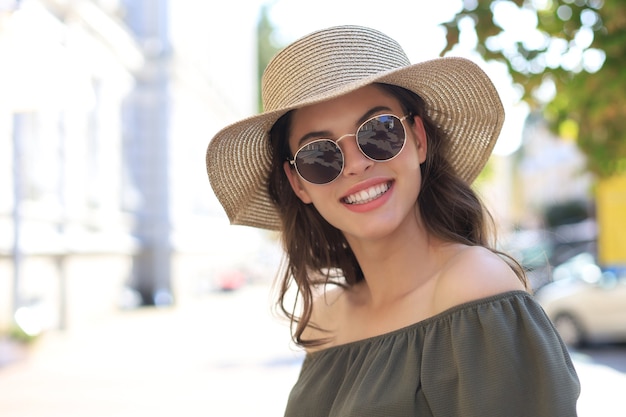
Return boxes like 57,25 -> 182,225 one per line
0,285 -> 303,417
1,284 -> 625,416
572,351 -> 626,417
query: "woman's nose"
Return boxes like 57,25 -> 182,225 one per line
338,136 -> 373,177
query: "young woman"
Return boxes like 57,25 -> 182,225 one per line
206,25 -> 580,416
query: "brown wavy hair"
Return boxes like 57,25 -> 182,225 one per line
267,83 -> 527,347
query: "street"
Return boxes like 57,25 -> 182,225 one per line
0,284 -> 625,416
579,343 -> 626,373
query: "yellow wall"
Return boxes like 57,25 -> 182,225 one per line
597,175 -> 626,265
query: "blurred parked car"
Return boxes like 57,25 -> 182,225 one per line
535,253 -> 626,347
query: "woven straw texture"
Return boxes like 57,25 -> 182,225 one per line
206,26 -> 504,231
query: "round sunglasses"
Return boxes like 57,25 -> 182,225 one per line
288,114 -> 410,185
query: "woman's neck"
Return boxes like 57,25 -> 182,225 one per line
344,216 -> 447,309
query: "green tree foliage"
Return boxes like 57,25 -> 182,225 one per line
443,0 -> 626,178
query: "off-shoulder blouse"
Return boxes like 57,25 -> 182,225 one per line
284,291 -> 580,417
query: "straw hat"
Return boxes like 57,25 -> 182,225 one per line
206,25 -> 504,231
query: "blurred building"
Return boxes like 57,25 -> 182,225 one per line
0,0 -> 271,334
517,112 -> 594,220
492,112 -> 597,288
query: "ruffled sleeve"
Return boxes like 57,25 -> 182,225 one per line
421,291 -> 580,417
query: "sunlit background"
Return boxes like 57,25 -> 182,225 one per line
1,0 -> 625,416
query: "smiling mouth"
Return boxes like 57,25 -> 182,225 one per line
342,182 -> 392,205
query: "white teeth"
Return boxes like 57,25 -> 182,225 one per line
344,183 -> 390,205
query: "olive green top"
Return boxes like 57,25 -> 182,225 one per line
284,291 -> 580,417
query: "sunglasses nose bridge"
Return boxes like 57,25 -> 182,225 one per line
335,133 -> 366,161
336,133 -> 365,156
338,135 -> 376,179
335,133 -> 357,146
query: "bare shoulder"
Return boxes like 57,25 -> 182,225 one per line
433,245 -> 527,313
301,285 -> 345,353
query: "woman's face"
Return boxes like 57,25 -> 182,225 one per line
283,84 -> 428,242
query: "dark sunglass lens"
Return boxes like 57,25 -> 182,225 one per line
295,140 -> 343,184
357,115 -> 405,160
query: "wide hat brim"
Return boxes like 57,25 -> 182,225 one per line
206,26 -> 504,231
